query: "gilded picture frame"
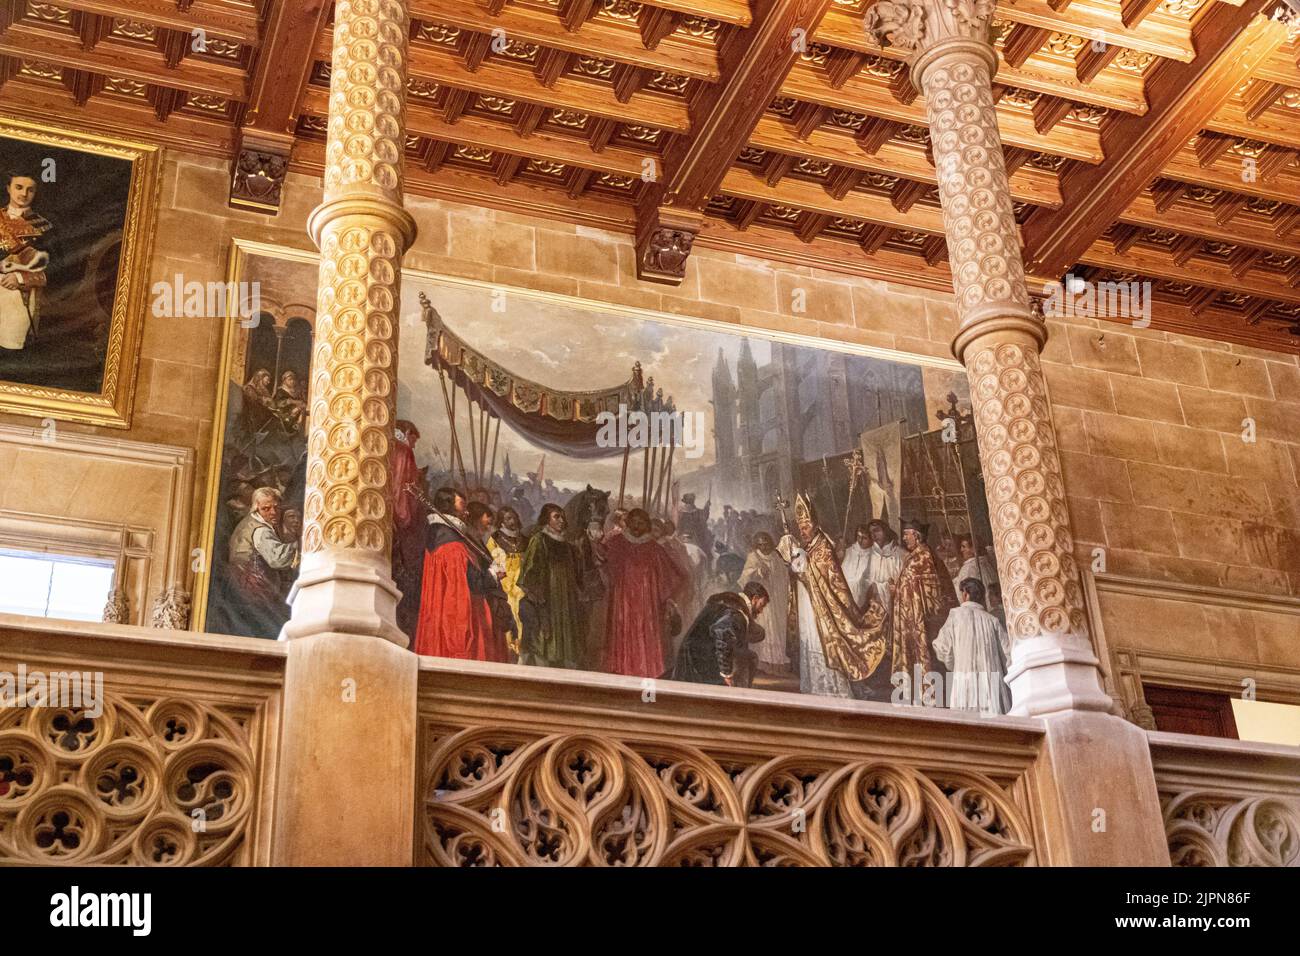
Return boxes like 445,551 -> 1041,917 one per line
195,238 -> 985,663
0,117 -> 161,428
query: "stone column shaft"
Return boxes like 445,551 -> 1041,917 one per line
867,0 -> 1168,866
868,0 -> 1108,718
285,0 -> 417,645
272,0 -> 419,866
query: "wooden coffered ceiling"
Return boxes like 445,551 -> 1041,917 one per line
2,0 -> 1299,351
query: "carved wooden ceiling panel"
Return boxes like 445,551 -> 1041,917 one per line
2,0 -> 1297,350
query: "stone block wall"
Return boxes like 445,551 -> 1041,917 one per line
3,149 -> 1296,671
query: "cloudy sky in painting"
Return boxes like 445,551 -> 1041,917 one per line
240,252 -> 966,498
396,277 -> 771,491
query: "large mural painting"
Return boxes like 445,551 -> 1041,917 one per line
199,244 -> 1007,711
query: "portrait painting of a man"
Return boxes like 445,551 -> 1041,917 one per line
0,169 -> 52,351
0,123 -> 158,428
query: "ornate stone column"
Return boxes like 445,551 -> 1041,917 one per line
272,0 -> 419,866
867,0 -> 1168,865
867,0 -> 1107,718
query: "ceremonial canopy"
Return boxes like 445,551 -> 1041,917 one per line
420,292 -> 645,460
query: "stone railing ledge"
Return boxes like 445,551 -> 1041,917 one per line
0,611 -> 287,678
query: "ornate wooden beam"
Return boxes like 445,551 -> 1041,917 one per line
633,0 -> 752,24
290,140 -> 638,232
1074,40 -> 1121,84
812,12 -> 1147,113
409,0 -> 721,80
634,0 -> 834,284
231,0 -> 332,214
983,0 -> 1195,61
818,0 -> 1194,61
55,0 -> 260,43
1001,25 -> 1050,68
1120,0 -> 1165,30
1159,142 -> 1300,204
1020,0 -> 1287,280
1032,94 -> 1073,134
1203,95 -> 1300,150
0,72 -> 234,153
748,115 -> 1065,207
638,6 -> 681,49
780,63 -> 1105,161
1242,78 -> 1287,120
719,167 -> 948,235
1120,190 -> 1300,257
0,24 -> 247,99
326,29 -> 695,132
1195,131 -> 1234,167
1079,242 -> 1300,306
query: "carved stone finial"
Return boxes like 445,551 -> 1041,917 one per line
1128,701 -> 1158,732
150,586 -> 192,630
102,587 -> 129,624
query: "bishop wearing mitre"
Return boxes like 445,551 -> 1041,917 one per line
777,493 -> 888,700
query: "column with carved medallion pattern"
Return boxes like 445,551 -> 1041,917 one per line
865,0 -> 1168,865
272,0 -> 420,866
867,0 -> 1108,718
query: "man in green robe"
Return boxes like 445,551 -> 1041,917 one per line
517,503 -> 585,669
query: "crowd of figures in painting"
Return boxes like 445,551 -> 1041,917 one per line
206,281 -> 1013,717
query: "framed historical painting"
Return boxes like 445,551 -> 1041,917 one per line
197,239 -> 1001,707
0,117 -> 160,428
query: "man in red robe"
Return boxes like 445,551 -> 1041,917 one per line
414,486 -> 508,662
390,420 -> 426,639
601,508 -> 686,678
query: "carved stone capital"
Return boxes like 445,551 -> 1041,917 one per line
865,0 -> 999,94
865,0 -> 996,54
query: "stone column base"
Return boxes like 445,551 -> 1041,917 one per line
280,550 -> 407,648
1034,711 -> 1169,865
270,631 -> 418,866
1006,633 -> 1113,718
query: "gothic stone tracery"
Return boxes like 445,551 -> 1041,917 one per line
422,727 -> 1035,867
0,693 -> 257,865
1163,790 -> 1300,867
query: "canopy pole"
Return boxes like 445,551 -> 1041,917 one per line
618,445 -> 630,510
479,405 -> 491,490
466,396 -> 480,489
488,416 -> 501,491
437,369 -> 468,490
641,446 -> 651,512
659,423 -> 676,518
650,440 -> 664,516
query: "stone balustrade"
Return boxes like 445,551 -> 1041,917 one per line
0,614 -> 1296,867
415,657 -> 1045,867
0,616 -> 283,866
1151,731 -> 1300,868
